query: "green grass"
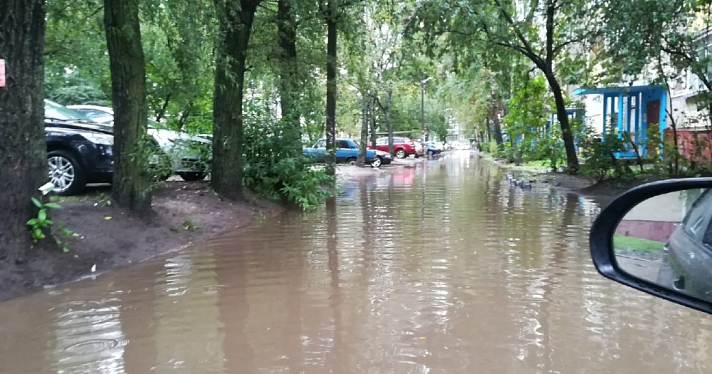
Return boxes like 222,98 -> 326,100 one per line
614,234 -> 665,252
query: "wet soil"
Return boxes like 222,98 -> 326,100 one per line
0,181 -> 283,302
476,152 -> 671,207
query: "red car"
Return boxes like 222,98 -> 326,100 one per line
369,136 -> 420,159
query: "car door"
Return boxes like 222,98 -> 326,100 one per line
336,140 -> 353,162
667,190 -> 712,298
311,139 -> 327,162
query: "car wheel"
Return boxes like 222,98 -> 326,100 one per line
371,157 -> 382,168
395,149 -> 406,159
346,157 -> 357,165
47,150 -> 86,196
179,172 -> 207,182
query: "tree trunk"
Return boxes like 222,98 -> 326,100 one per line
369,95 -> 377,147
277,0 -> 300,154
325,2 -> 337,176
485,117 -> 491,144
545,72 -> 579,173
212,0 -> 260,200
104,0 -> 152,218
357,92 -> 369,166
0,0 -> 51,263
490,93 -> 504,146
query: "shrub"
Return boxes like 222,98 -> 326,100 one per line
489,141 -> 498,154
578,126 -> 630,181
243,100 -> 333,210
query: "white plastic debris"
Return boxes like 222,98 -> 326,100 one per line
91,264 -> 97,273
39,182 -> 55,195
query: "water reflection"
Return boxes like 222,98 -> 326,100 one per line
2,153 -> 712,373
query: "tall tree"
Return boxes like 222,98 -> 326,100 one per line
212,0 -> 262,200
323,0 -> 338,176
104,0 -> 153,217
411,0 -> 602,173
0,0 -> 52,261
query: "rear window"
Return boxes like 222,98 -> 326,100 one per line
683,189 -> 712,244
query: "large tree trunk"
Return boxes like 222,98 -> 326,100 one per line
325,2 -> 337,176
357,92 -> 369,166
277,0 -> 300,154
0,0 -> 50,262
104,0 -> 152,218
212,0 -> 260,200
545,72 -> 579,173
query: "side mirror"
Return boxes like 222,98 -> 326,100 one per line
590,178 -> 712,314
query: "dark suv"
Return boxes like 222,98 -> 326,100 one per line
45,100 -> 115,195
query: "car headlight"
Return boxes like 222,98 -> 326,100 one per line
80,131 -> 114,146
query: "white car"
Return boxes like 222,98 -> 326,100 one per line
68,105 -> 211,181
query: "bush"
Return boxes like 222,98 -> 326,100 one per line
243,101 -> 333,210
578,126 -> 630,181
489,141 -> 498,154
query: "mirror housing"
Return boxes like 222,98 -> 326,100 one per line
590,177 -> 712,314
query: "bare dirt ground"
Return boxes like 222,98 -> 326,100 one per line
0,181 -> 283,301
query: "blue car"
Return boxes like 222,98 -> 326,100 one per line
424,141 -> 443,155
304,138 -> 392,167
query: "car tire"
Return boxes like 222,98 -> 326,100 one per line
47,150 -> 86,196
179,172 -> 207,182
347,157 -> 357,165
395,149 -> 406,159
371,157 -> 382,168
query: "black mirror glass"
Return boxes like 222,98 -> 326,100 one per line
614,188 -> 712,302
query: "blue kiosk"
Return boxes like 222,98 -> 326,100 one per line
574,85 -> 667,158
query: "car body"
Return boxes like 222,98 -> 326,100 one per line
368,137 -> 419,159
303,138 -> 390,166
425,141 -> 443,155
68,105 -> 210,180
661,189 -> 712,299
45,100 -> 115,195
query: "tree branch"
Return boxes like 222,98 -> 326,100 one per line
492,0 -> 538,59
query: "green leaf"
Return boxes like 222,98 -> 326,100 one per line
27,218 -> 39,226
44,203 -> 62,209
38,209 -> 47,221
31,197 -> 42,208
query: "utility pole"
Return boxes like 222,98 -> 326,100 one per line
420,75 -> 433,142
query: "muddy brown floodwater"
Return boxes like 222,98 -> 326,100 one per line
2,152 -> 712,374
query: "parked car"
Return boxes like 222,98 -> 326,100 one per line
369,136 -> 420,159
303,138 -> 391,167
45,100 -> 115,195
68,105 -> 210,181
425,141 -> 443,155
659,189 -> 712,299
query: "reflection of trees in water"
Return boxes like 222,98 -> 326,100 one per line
325,197 -> 346,372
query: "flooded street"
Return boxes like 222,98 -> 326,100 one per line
2,152 -> 712,373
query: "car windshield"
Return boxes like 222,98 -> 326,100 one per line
44,100 -> 90,121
